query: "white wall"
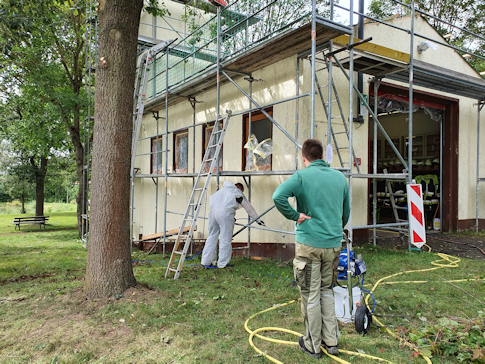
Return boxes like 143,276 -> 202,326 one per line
133,12 -> 485,242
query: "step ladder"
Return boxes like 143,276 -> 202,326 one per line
131,39 -> 175,177
313,55 -> 360,173
383,169 -> 408,233
165,111 -> 232,279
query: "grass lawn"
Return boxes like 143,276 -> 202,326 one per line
0,214 -> 484,363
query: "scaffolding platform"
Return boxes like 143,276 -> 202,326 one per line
334,36 -> 485,101
145,16 -> 352,111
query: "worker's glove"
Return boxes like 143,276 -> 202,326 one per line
257,220 -> 265,226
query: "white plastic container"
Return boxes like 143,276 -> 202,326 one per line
333,286 -> 361,323
433,218 -> 441,230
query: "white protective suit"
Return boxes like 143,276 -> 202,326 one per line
201,181 -> 261,268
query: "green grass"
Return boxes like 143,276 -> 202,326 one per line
0,201 -> 77,215
0,208 -> 78,234
0,223 -> 483,363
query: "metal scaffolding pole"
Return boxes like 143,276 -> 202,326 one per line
347,0 -> 354,245
477,102 -> 484,232
216,5 -> 222,191
310,0 -> 316,137
247,77 -> 253,258
408,2 -> 415,250
162,51 -> 170,255
372,79 -> 380,246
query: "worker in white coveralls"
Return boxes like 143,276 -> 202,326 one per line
201,181 -> 264,268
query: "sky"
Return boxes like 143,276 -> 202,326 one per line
332,0 -> 373,26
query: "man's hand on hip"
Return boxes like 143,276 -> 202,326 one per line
297,213 -> 311,224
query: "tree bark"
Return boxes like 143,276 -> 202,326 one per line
84,0 -> 142,298
21,194 -> 25,214
31,156 -> 47,217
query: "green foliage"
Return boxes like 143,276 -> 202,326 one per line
407,313 -> 485,362
144,0 -> 171,17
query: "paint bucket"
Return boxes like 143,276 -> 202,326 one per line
333,286 -> 361,323
433,218 -> 440,230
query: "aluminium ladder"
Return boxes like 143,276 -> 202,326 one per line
131,39 -> 175,176
313,55 -> 361,173
383,169 -> 408,235
165,111 -> 232,279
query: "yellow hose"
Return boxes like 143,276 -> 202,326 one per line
245,244 -> 469,363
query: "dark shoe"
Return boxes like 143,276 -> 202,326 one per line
202,264 -> 217,269
322,341 -> 339,356
299,336 -> 322,359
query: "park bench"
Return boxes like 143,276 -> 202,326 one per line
12,216 -> 50,230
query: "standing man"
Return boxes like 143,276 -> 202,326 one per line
201,181 -> 264,268
272,139 -> 350,358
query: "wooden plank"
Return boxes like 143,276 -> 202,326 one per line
140,225 -> 196,242
333,35 -> 411,63
225,22 -> 343,74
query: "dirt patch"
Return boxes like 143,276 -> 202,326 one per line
363,231 -> 485,260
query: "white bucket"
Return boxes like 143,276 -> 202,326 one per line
333,286 -> 361,323
433,218 -> 440,230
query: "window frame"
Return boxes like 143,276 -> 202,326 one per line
242,108 -> 273,171
150,136 -> 163,174
202,121 -> 224,172
173,129 -> 189,174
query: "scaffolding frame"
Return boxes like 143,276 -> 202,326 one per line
81,1 -> 97,244
127,0 -> 485,255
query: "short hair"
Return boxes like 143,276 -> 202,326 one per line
302,139 -> 323,162
235,182 -> 244,192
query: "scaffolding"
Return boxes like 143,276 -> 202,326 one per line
126,0 -> 485,256
81,1 -> 97,244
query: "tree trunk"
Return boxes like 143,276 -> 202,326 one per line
32,156 -> 47,217
84,0 -> 142,298
21,194 -> 25,214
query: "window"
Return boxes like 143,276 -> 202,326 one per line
243,108 -> 273,171
202,121 -> 223,172
151,136 -> 163,174
173,130 -> 189,173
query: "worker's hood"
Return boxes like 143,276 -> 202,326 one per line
223,181 -> 237,189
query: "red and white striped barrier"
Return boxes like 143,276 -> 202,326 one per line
407,184 -> 426,248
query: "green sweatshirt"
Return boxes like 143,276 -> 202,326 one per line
272,159 -> 350,248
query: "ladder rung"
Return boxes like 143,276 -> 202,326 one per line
331,116 -> 342,119
194,188 -> 204,191
168,268 -> 177,272
173,250 -> 184,255
207,144 -> 218,148
333,131 -> 347,135
336,147 -> 349,150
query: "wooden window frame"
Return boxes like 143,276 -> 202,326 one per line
173,129 -> 189,173
202,121 -> 223,172
242,108 -> 273,171
151,136 -> 163,174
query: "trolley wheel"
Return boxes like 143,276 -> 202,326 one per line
355,304 -> 372,334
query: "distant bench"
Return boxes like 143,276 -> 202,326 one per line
12,216 -> 49,230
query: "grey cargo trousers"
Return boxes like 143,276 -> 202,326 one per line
293,242 -> 341,355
